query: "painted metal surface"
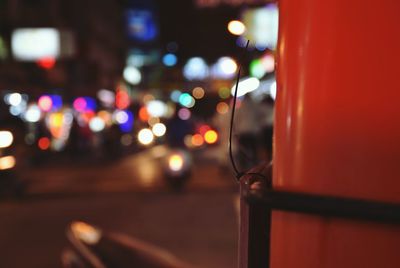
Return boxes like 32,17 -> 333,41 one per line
272,0 -> 400,267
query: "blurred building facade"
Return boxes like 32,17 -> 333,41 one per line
0,0 -> 127,98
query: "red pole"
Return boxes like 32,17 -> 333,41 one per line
272,0 -> 400,267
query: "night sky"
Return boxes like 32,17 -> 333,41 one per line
155,0 -> 242,63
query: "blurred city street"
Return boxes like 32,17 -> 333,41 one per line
19,145 -> 236,195
1,0 -> 399,267
0,0 -> 276,267
0,146 -> 239,268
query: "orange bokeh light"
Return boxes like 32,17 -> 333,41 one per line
216,102 -> 229,114
191,134 -> 204,147
139,106 -> 150,122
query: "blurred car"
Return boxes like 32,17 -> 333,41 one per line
0,128 -> 24,197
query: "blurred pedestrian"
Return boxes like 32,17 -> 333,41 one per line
235,94 -> 261,171
257,96 -> 274,162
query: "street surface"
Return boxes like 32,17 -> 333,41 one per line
0,146 -> 239,268
23,145 -> 236,195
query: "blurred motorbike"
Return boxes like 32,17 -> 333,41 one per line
162,148 -> 192,191
62,221 -> 194,268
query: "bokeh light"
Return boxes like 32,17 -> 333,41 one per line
50,95 -> 62,111
250,54 -> 275,79
204,130 -> 218,144
168,154 -> 183,171
115,110 -> 128,124
146,100 -> 167,117
250,59 -> 266,79
179,93 -> 195,108
25,133 -> 35,145
49,113 -> 63,128
183,57 -> 209,80
0,131 -> 13,148
77,111 -> 95,126
97,89 -> 115,108
138,128 -> 154,145
38,137 -> 51,150
231,77 -> 260,97
24,104 -> 42,122
9,105 -> 24,116
115,90 -> 130,110
148,117 -> 160,127
37,57 -> 56,69
178,108 -> 191,120
184,135 -> 194,148
199,124 -> 211,136
118,110 -> 134,133
162,53 -> 177,67
47,112 -> 65,138
152,123 -> 166,137
227,20 -> 246,35
216,102 -> 229,114
73,97 -> 87,112
192,87 -> 205,99
70,221 -> 102,245
97,110 -> 112,126
191,134 -> 204,147
0,156 -> 16,170
123,66 -> 141,85
142,94 -> 155,104
270,81 -> 277,100
139,106 -> 150,122
89,117 -> 106,132
170,90 -> 181,103
242,4 -> 279,50
84,97 -> 97,111
121,134 -> 133,146
261,53 -> 275,73
212,57 -> 237,79
8,93 -> 22,106
218,87 -> 231,99
38,95 -> 53,112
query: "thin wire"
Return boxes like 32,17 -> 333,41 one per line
229,40 -> 250,180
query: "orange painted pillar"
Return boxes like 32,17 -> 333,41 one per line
272,0 -> 400,267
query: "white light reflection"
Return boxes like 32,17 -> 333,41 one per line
231,77 -> 260,97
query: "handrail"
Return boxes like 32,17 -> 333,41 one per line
245,189 -> 400,225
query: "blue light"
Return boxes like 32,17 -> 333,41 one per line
183,57 -> 209,80
236,37 -> 247,48
84,97 -> 97,111
162,53 -> 177,67
50,95 -> 62,111
119,110 -> 134,133
170,90 -> 181,103
126,10 -> 158,42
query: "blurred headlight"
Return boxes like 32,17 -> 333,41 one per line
168,154 -> 184,172
0,156 -> 16,170
0,131 -> 13,148
70,221 -> 102,245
